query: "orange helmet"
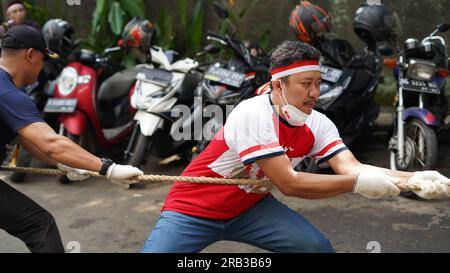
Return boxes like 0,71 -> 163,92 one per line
119,17 -> 156,56
289,1 -> 332,44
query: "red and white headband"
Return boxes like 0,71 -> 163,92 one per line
271,60 -> 321,80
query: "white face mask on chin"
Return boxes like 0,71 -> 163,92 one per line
278,82 -> 310,127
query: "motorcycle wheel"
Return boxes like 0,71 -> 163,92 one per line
58,133 -> 81,184
126,132 -> 149,188
127,132 -> 149,168
10,145 -> 32,183
391,119 -> 438,171
390,119 -> 438,200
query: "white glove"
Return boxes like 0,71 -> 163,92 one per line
106,164 -> 144,189
408,171 -> 450,185
407,171 -> 450,199
57,163 -> 91,181
354,172 -> 401,199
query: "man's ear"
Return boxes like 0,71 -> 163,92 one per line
25,48 -> 40,63
271,80 -> 282,94
25,48 -> 34,62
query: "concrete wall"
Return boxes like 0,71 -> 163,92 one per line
9,0 -> 450,53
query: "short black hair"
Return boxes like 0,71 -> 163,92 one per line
0,47 -> 23,57
270,40 -> 321,71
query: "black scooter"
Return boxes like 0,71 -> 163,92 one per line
183,2 -> 270,160
296,23 -> 393,172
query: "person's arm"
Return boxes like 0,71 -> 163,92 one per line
18,122 -> 102,172
256,154 -> 356,199
327,150 -> 413,183
18,135 -> 56,165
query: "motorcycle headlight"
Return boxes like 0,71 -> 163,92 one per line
406,59 -> 436,81
316,85 -> 343,109
132,81 -> 167,110
58,67 -> 78,96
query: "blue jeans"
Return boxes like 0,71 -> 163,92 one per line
142,196 -> 335,253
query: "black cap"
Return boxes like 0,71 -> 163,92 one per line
1,25 -> 59,60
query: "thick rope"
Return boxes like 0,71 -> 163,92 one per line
0,165 -> 420,191
0,166 -> 273,188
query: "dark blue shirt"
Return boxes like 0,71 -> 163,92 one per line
0,68 -> 43,162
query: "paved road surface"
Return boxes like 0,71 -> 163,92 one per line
1,110 -> 449,253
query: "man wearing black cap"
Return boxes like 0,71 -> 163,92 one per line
0,26 -> 144,253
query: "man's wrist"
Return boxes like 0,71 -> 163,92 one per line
352,173 -> 360,193
99,158 -> 115,176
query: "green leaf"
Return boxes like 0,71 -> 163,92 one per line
157,8 -> 174,50
118,0 -> 145,18
122,53 -> 137,69
91,0 -> 107,37
178,0 -> 187,27
186,1 -> 205,55
22,0 -> 47,26
108,1 -> 126,36
238,0 -> 261,18
258,30 -> 271,51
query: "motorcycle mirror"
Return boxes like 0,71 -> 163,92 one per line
213,1 -> 229,19
378,44 -> 395,56
437,22 -> 450,32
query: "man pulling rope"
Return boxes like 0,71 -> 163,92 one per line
1,32 -> 448,253
139,41 -> 450,253
0,26 -> 143,253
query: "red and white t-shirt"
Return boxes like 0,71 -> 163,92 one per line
162,93 -> 347,220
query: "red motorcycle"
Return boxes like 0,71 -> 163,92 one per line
44,47 -> 139,180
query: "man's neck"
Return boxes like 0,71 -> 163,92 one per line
270,92 -> 285,119
0,61 -> 25,88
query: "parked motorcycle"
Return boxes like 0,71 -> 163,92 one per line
291,2 -> 397,147
385,22 -> 450,172
188,1 -> 271,159
123,43 -> 209,168
44,45 -> 137,182
48,47 -> 134,147
289,2 -> 397,172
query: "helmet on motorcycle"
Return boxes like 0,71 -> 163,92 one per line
119,17 -> 156,60
289,1 -> 332,44
42,19 -> 75,55
353,3 -> 402,45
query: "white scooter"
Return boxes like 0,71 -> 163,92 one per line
124,45 -> 215,167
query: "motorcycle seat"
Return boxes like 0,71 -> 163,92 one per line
98,67 -> 140,102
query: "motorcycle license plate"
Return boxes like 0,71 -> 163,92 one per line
400,78 -> 440,95
321,65 -> 343,83
44,98 -> 78,113
204,66 -> 246,88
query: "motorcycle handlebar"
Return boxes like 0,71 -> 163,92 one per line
206,31 -> 227,45
103,46 -> 122,55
